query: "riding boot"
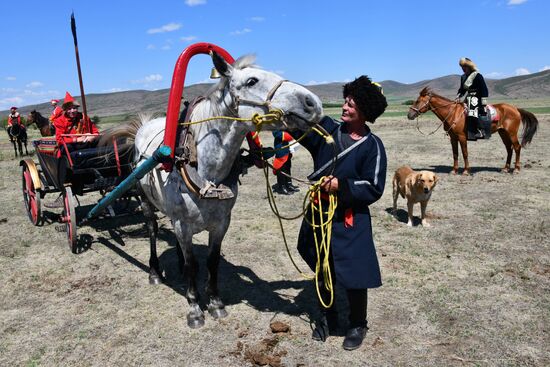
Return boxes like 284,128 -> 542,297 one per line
275,171 -> 290,195
343,289 -> 369,351
312,282 -> 338,342
466,117 -> 478,141
478,113 -> 491,139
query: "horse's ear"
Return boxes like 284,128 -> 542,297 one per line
211,51 -> 233,78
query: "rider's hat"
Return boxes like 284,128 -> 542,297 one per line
62,92 -> 80,109
459,57 -> 478,71
10,106 -> 17,110
51,99 -> 60,105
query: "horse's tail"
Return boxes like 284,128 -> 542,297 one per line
518,108 -> 538,147
97,113 -> 152,164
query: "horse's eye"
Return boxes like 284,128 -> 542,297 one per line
246,77 -> 258,87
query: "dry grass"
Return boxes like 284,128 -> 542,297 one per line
0,115 -> 549,366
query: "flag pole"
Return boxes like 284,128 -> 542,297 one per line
70,12 -> 89,133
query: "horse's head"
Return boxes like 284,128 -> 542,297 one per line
407,87 -> 433,120
27,110 -> 36,125
210,52 -> 323,131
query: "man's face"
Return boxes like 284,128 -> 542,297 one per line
341,96 -> 365,124
66,106 -> 78,118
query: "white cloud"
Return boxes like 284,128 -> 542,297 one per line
230,28 -> 251,36
540,66 -> 550,71
0,96 -> 24,109
161,45 -> 172,51
180,36 -> 197,42
146,44 -> 156,50
145,74 -> 163,82
147,23 -> 182,34
185,0 -> 206,6
26,81 -> 44,88
5,76 -> 16,81
249,17 -> 265,22
515,68 -> 530,76
102,88 -> 126,93
508,0 -> 528,5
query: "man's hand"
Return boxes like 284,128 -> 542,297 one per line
321,175 -> 339,193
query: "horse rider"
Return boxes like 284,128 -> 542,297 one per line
457,57 -> 490,141
49,99 -> 63,122
7,106 -> 25,141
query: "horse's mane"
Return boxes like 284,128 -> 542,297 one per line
419,86 -> 451,101
192,54 -> 257,123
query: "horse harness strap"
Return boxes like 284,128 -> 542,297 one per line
176,96 -> 234,200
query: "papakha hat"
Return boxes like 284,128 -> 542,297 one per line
459,57 -> 478,71
62,91 -> 80,109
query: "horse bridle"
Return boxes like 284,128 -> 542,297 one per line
410,93 -> 462,135
224,79 -> 288,121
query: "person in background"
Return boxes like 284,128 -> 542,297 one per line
7,106 -> 25,142
290,76 -> 387,351
457,57 -> 490,140
49,99 -> 63,122
272,130 -> 299,195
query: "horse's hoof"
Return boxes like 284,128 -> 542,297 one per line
148,273 -> 164,285
462,171 -> 470,176
501,168 -> 509,174
450,171 -> 458,175
187,314 -> 205,328
513,169 -> 520,175
208,306 -> 228,319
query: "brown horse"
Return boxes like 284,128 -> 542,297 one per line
407,87 -> 538,175
27,110 -> 55,137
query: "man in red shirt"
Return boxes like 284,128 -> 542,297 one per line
53,91 -> 99,147
7,106 -> 26,142
49,99 -> 63,122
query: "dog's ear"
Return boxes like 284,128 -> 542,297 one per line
433,174 -> 439,184
415,172 -> 423,184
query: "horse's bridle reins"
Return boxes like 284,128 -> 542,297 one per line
222,79 -> 290,129
409,93 -> 462,135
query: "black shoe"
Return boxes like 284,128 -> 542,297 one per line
342,326 -> 368,351
286,183 -> 300,192
45,194 -> 64,209
312,312 -> 338,342
275,185 -> 290,195
467,131 -> 478,141
474,129 -> 484,139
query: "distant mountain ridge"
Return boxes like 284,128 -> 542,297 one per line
5,70 -> 549,118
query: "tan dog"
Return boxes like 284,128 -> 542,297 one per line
392,166 -> 439,227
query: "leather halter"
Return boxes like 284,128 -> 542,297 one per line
408,93 -> 433,118
225,79 -> 288,116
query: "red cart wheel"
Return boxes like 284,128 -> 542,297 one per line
21,161 -> 42,226
63,186 -> 78,253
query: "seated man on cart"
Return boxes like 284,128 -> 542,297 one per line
53,91 -> 99,152
46,92 -> 100,208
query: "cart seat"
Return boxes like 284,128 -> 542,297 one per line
69,144 -> 134,169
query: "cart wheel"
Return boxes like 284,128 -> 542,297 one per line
63,186 -> 78,253
21,163 -> 42,225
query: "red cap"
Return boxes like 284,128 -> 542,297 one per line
62,92 -> 80,109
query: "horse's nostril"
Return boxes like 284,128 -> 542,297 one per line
303,95 -> 315,112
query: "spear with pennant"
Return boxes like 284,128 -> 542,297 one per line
70,12 -> 89,133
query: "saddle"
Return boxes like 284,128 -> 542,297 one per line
175,97 -> 234,200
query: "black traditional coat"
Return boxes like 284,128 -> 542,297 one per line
291,116 -> 386,289
458,72 -> 489,117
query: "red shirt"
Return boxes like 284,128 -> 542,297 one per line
49,106 -> 63,122
7,112 -> 21,126
53,113 -> 99,145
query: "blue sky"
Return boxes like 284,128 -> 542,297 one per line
1,0 -> 548,110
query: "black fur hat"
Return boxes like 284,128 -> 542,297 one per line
343,76 -> 387,123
